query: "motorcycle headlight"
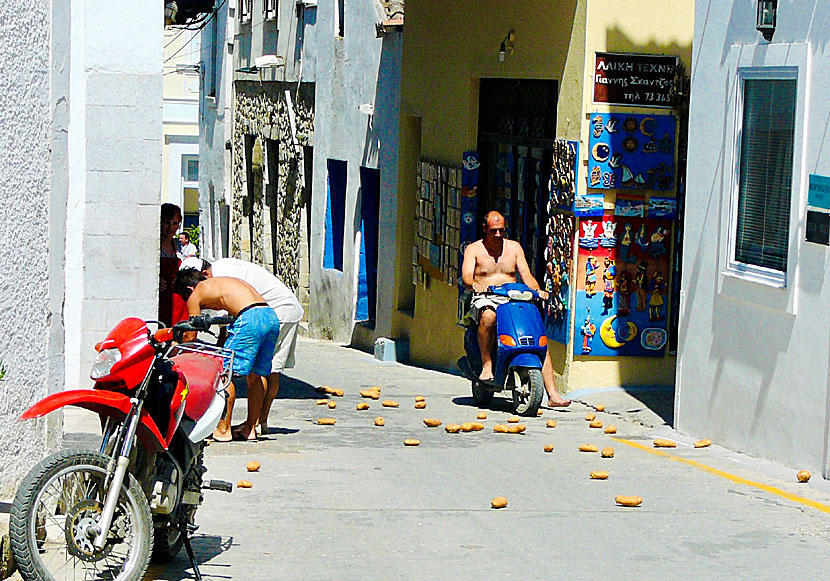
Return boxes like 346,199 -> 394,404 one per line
90,348 -> 121,380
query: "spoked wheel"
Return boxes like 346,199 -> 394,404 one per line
511,367 -> 544,416
471,380 -> 494,406
10,451 -> 153,581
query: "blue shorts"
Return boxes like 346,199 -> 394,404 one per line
225,305 -> 281,377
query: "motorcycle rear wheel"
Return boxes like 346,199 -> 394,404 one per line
511,367 -> 544,416
10,450 -> 153,581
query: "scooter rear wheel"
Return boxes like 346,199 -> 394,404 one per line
471,380 -> 494,406
511,368 -> 544,416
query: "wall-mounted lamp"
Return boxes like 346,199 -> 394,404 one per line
499,29 -> 515,62
756,0 -> 777,42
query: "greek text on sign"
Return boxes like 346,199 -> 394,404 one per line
594,53 -> 678,108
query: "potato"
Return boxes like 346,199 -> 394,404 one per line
585,413 -> 596,421
653,439 -> 677,448
246,461 -> 260,472
546,420 -> 557,429
590,471 -> 609,480
595,404 -> 606,412
359,390 -> 375,398
236,480 -> 253,489
694,438 -> 711,448
589,420 -> 603,429
415,395 -> 426,402
477,412 -> 487,420
507,424 -> 526,434
469,423 -> 485,432
374,417 -> 385,426
369,386 -> 381,393
493,424 -> 509,433
579,444 -> 598,453
445,424 -> 462,433
798,470 -> 811,483
317,385 -> 332,393
601,446 -> 615,458
327,401 -> 337,409
507,416 -> 520,424
317,417 -> 336,425
370,392 -> 380,400
356,402 -> 370,411
604,425 -> 617,434
537,409 -> 544,416
543,444 -> 555,453
316,399 -> 329,405
403,439 -> 420,447
414,402 -> 427,409
331,388 -> 344,397
490,496 -> 508,509
423,418 -> 442,427
382,400 -> 399,408
615,495 -> 643,507
460,423 -> 474,432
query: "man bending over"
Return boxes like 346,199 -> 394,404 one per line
174,268 -> 280,442
461,211 -> 546,382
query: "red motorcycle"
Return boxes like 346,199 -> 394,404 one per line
9,314 -> 235,581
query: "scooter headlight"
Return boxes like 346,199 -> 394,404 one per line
90,348 -> 121,380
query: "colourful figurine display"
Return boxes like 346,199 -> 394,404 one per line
585,256 -> 598,298
649,271 -> 666,322
617,270 -> 632,316
581,314 -> 596,354
602,257 -> 617,315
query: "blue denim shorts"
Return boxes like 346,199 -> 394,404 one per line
225,305 -> 281,377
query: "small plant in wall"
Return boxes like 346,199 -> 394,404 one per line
0,360 -> 6,382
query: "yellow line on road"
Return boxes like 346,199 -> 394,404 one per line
611,437 -> 830,514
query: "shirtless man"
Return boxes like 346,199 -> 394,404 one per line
461,211 -> 546,382
174,268 -> 281,442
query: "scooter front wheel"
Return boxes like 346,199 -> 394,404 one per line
10,450 -> 153,581
511,367 -> 544,416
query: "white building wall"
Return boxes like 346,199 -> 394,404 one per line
678,0 -> 830,477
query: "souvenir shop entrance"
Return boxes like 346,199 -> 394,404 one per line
477,79 -> 558,284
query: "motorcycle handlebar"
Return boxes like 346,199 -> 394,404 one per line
170,314 -> 235,342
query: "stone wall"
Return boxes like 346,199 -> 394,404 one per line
232,81 -> 314,290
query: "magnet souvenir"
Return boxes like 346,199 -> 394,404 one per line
581,314 -> 596,354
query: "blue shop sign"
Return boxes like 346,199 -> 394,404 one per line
808,174 -> 830,211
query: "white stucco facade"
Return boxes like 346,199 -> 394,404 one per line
678,1 -> 830,477
0,0 -> 162,496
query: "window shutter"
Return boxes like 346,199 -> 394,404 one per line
735,79 -> 797,274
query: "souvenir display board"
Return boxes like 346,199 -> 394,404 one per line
457,151 -> 480,320
587,112 -> 676,191
573,208 -> 673,357
414,160 -> 464,286
544,140 -> 579,345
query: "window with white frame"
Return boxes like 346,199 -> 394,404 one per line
239,0 -> 251,23
730,72 -> 797,283
264,0 -> 277,20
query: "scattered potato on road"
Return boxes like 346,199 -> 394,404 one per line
544,444 -> 554,453
585,413 -> 596,421
415,395 -> 426,402
327,401 -> 337,409
360,390 -> 380,399
493,424 -> 509,433
246,461 -> 260,472
237,480 -> 253,489
615,495 -> 642,507
414,401 -> 427,409
356,402 -> 369,410
445,424 -> 462,433
317,385 -> 332,393
798,470 -> 811,483
653,439 -> 677,448
546,420 -> 557,429
423,418 -> 442,427
590,471 -> 609,480
331,388 -> 344,397
595,404 -> 606,412
579,444 -> 598,453
601,446 -> 615,458
404,439 -> 420,447
537,409 -> 544,416
507,424 -> 526,434
316,399 -> 329,405
317,418 -> 336,425
589,420 -> 603,429
694,438 -> 711,448
491,497 -> 508,509
507,416 -> 520,423
477,412 -> 487,420
460,423 -> 474,432
469,423 -> 485,431
604,425 -> 617,434
382,400 -> 399,408
374,417 -> 385,426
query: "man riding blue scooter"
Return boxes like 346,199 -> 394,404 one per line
459,211 -> 570,414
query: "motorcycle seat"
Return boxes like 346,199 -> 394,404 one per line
172,352 -> 224,420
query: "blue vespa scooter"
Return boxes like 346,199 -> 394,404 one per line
457,283 -> 547,416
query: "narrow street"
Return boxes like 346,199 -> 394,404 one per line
54,338 -> 830,580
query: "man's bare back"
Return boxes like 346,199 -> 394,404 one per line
186,276 -> 265,316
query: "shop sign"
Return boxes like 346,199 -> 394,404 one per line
593,52 -> 677,108
808,174 -> 830,211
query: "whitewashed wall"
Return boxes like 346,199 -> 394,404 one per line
678,0 -> 830,477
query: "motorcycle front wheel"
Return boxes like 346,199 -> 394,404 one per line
511,367 -> 544,416
10,450 -> 153,581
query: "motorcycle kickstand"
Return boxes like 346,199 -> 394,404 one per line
180,523 -> 203,581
